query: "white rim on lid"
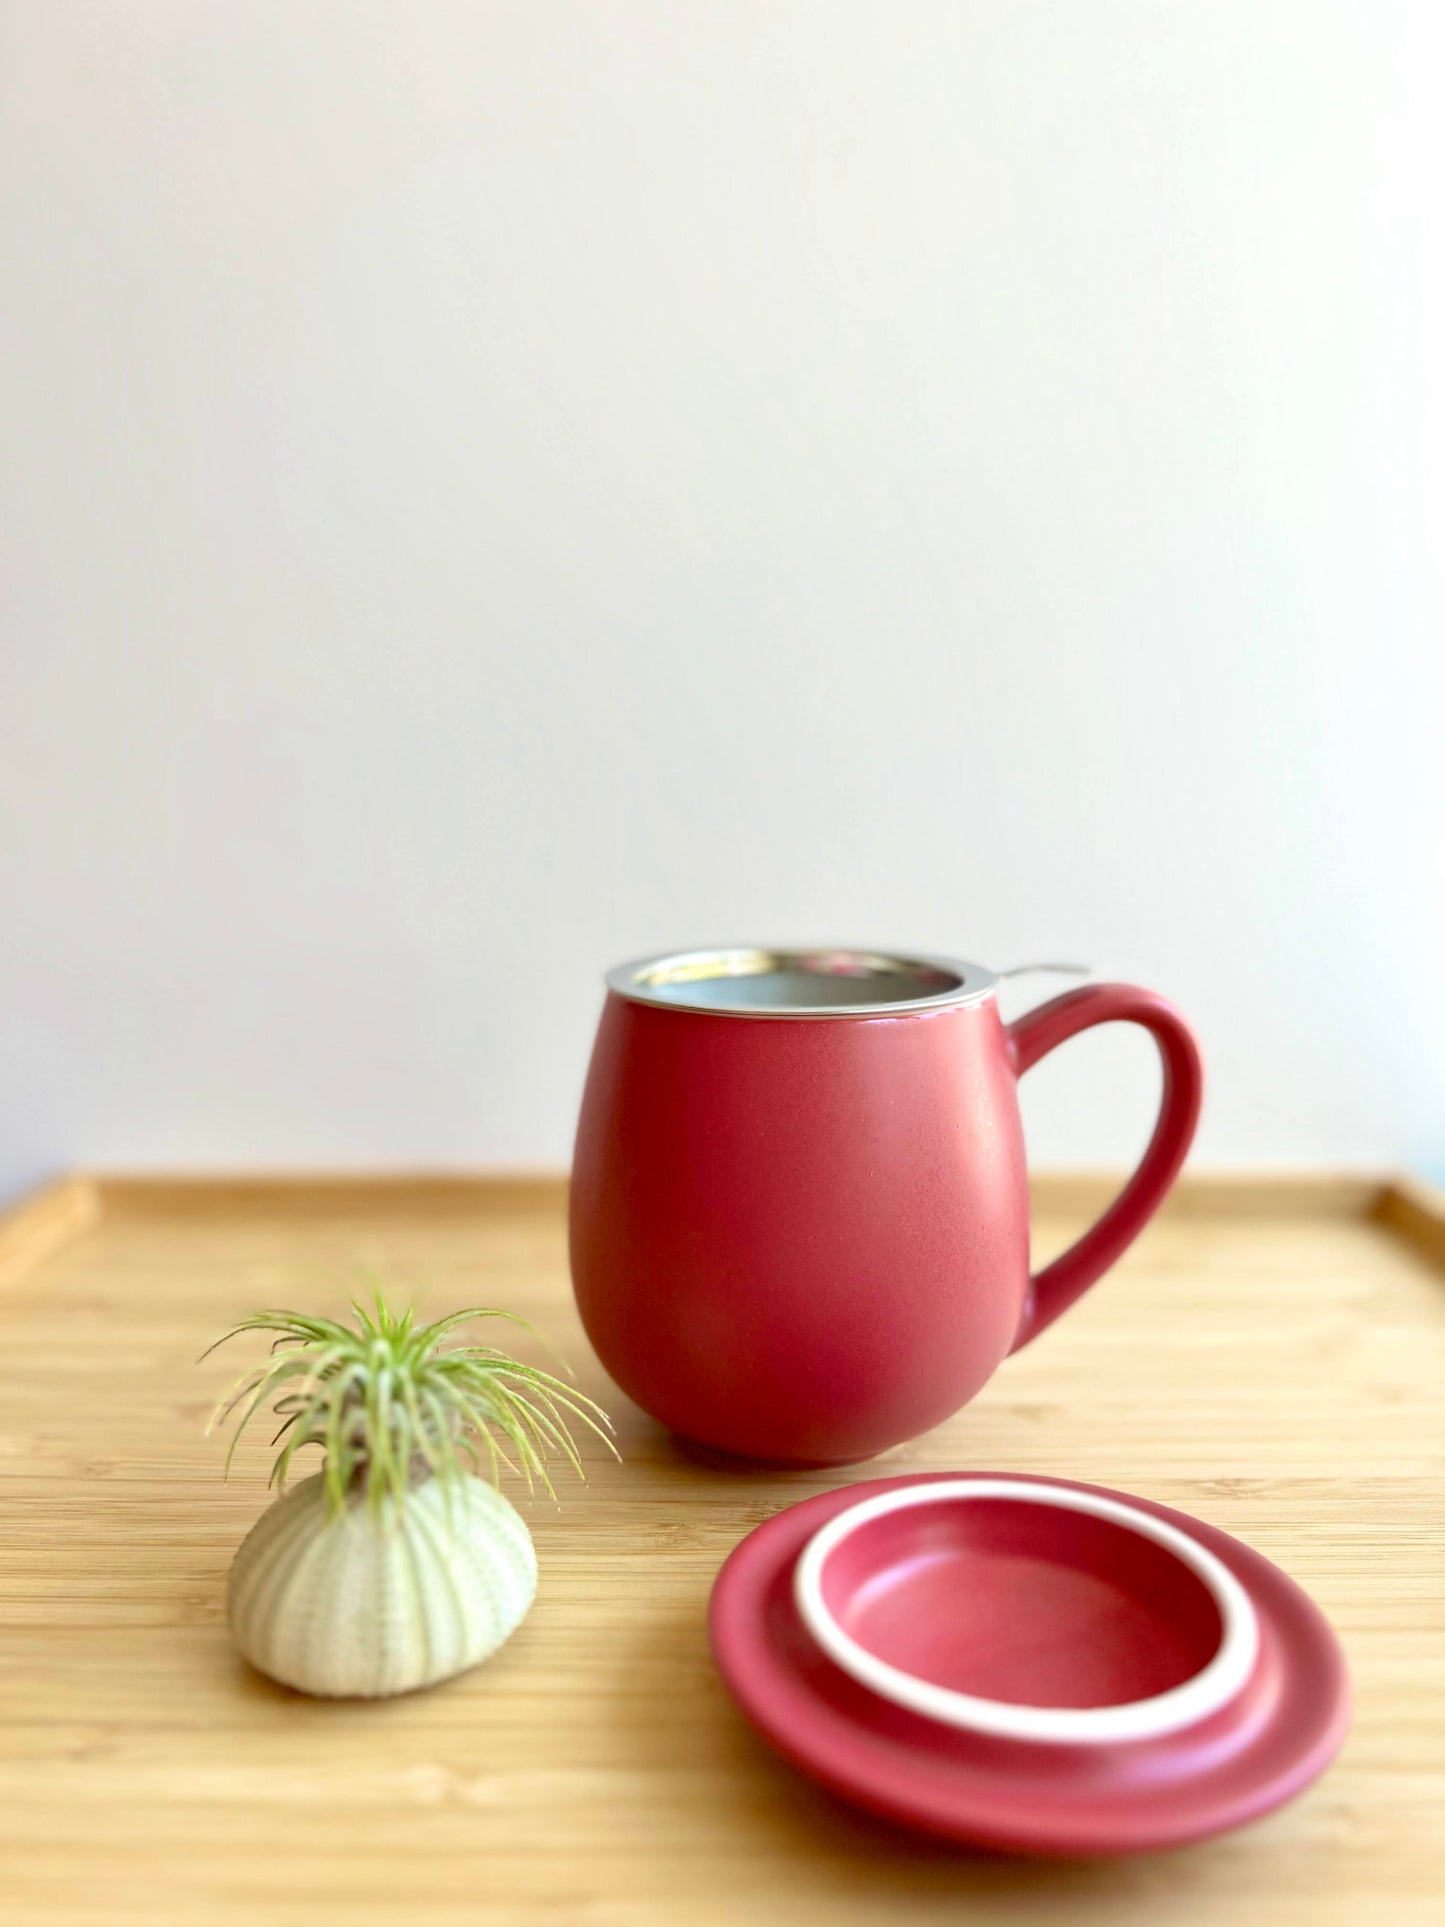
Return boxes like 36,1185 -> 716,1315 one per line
793,1479 -> 1259,1745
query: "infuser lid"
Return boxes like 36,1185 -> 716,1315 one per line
708,1471 -> 1349,1856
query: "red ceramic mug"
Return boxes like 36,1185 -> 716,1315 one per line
569,948 -> 1203,1465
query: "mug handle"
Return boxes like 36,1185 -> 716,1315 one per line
1006,984 -> 1204,1352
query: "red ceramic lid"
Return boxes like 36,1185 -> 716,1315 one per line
708,1472 -> 1349,1856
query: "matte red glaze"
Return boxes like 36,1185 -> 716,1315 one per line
709,1474 -> 1351,1856
570,980 -> 1202,1463
820,1495 -> 1222,1708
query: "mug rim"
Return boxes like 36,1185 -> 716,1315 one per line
605,947 -> 998,1018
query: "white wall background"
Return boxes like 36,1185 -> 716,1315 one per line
3,2 -> 1442,1198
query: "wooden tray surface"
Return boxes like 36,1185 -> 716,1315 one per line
0,1173 -> 1440,1926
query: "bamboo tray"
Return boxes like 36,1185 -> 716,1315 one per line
0,1172 -> 1441,1926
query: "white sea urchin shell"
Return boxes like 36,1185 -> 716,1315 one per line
228,1471 -> 537,1697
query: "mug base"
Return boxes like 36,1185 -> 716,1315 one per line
668,1431 -> 888,1473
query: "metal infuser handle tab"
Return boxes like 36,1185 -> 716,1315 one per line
995,963 -> 1092,980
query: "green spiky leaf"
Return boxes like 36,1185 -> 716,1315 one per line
204,1290 -> 618,1513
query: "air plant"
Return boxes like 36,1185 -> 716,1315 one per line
206,1292 -> 617,1698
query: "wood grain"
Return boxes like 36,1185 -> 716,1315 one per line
1373,1174 -> 1445,1273
0,1176 -> 100,1291
0,1179 -> 1440,1924
8,1167 -> 1392,1238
